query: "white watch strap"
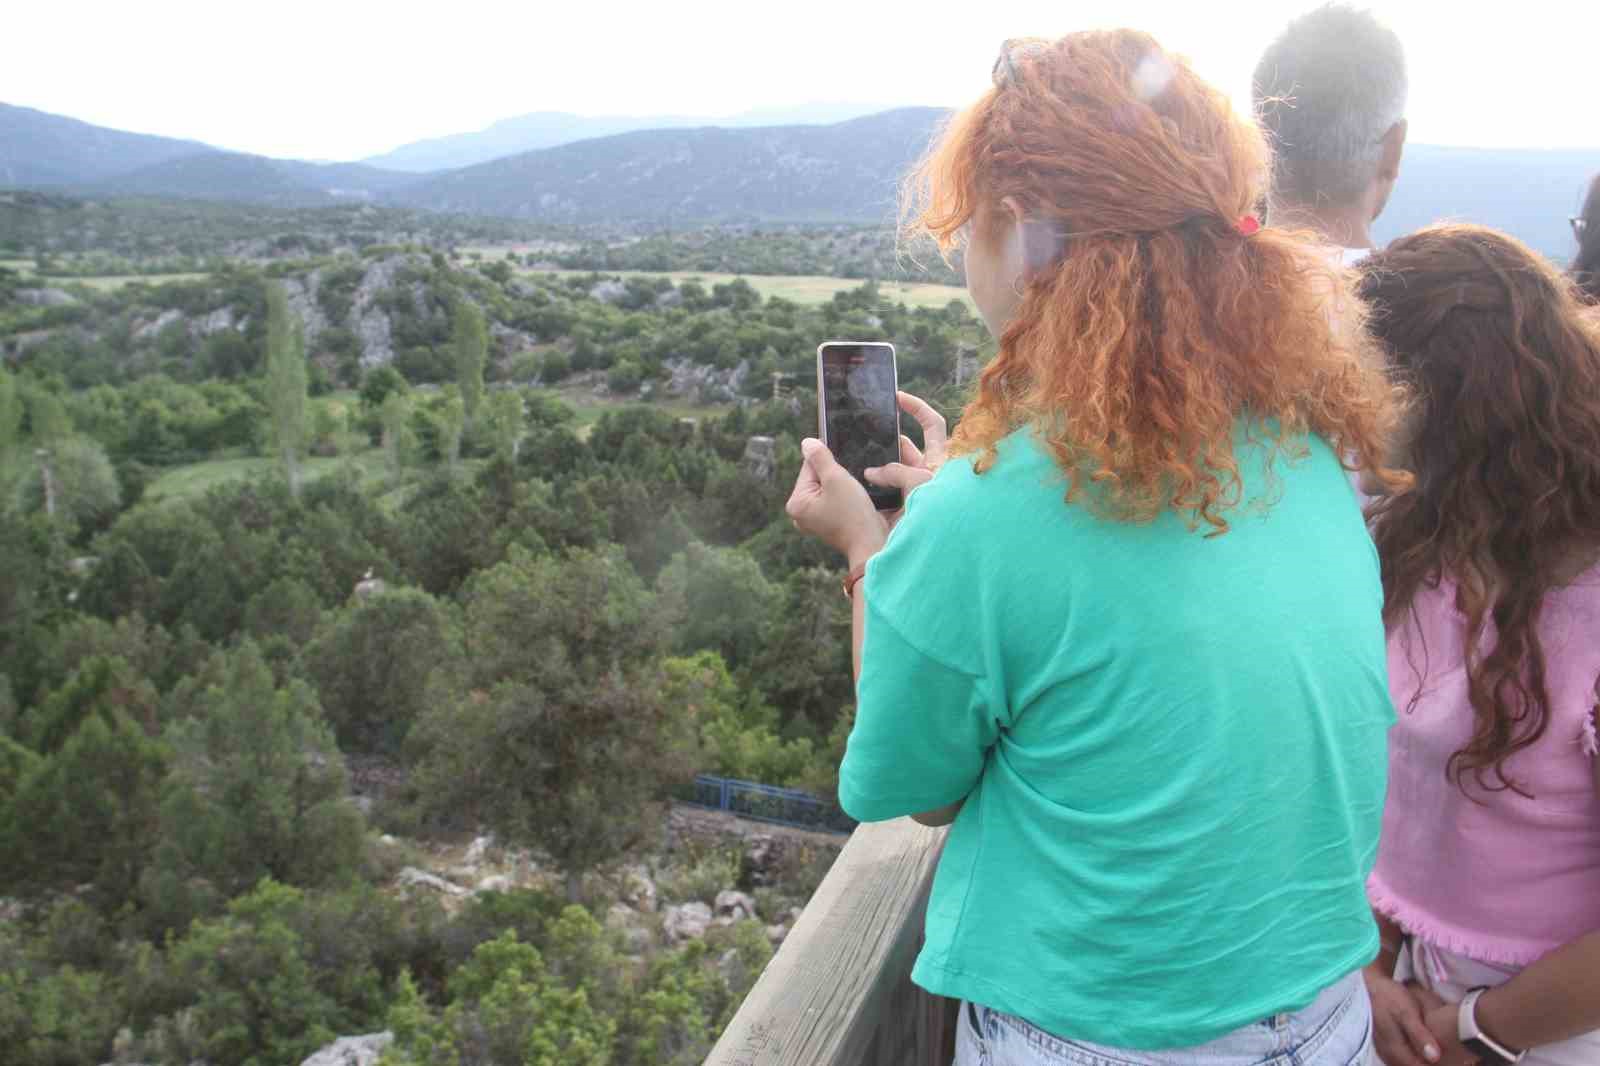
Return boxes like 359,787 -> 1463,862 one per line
1459,987 -> 1526,1063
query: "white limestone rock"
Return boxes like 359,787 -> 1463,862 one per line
298,1032 -> 393,1066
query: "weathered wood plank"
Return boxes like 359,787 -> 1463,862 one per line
703,817 -> 949,1066
861,972 -> 959,1066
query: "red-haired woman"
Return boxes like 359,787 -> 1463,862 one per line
787,30 -> 1406,1066
1359,226 -> 1600,1066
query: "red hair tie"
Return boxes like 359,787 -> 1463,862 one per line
1236,215 -> 1261,236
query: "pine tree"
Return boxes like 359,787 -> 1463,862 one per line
264,282 -> 308,497
157,642 -> 365,898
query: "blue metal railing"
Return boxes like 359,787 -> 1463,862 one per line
680,774 -> 856,835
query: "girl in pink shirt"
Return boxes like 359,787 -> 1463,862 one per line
1359,225 -> 1600,1066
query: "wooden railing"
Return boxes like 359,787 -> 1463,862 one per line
703,817 -> 957,1066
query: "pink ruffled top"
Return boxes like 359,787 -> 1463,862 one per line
1369,566 -> 1600,966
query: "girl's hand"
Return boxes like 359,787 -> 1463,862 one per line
1421,1001 -> 1479,1066
865,391 -> 949,529
786,439 -> 887,566
1363,965 -> 1443,1066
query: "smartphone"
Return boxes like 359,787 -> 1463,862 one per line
816,341 -> 902,511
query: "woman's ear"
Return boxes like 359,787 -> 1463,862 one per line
1002,197 -> 1066,280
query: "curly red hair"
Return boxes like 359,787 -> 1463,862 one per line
904,30 -> 1407,530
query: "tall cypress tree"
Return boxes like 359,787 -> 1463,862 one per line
264,282 -> 307,497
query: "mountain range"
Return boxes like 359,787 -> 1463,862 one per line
360,103 -> 891,172
2,101 -> 1594,256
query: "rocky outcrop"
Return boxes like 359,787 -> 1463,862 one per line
192,306 -> 237,337
396,866 -> 471,898
605,902 -> 654,954
489,320 -> 537,354
714,889 -> 758,922
299,1032 -> 393,1066
351,254 -> 427,369
619,864 -> 658,913
132,308 -> 184,340
952,344 -> 981,387
662,357 -> 750,403
16,287 -> 76,307
741,436 -> 777,482
463,833 -> 494,865
662,901 -> 713,944
279,272 -> 330,345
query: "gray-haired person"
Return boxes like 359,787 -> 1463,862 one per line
1253,4 -> 1407,264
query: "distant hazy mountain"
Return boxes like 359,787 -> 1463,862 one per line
361,103 -> 891,173
389,108 -> 948,224
87,151 -> 426,206
0,103 -> 428,206
0,102 -> 216,187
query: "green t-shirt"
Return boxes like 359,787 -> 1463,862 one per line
840,425 -> 1392,1050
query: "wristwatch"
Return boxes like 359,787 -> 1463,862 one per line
1458,987 -> 1526,1064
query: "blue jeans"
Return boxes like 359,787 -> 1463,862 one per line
955,970 -> 1374,1066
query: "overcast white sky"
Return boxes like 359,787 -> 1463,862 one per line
5,0 -> 1597,161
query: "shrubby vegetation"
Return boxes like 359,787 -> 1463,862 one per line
556,224 -> 964,285
0,211 -> 990,1064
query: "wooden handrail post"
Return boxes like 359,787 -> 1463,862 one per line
704,817 -> 956,1066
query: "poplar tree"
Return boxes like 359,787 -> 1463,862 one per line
452,298 -> 487,425
264,282 -> 307,497
0,366 -> 20,497
380,391 -> 410,474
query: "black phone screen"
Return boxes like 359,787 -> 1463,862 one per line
819,342 -> 902,511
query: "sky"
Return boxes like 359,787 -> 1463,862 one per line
5,0 -> 1597,162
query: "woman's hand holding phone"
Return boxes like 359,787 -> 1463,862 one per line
787,391 -> 948,563
786,438 -> 888,567
864,391 -> 948,530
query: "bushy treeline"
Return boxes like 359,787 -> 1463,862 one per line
0,191 -> 571,266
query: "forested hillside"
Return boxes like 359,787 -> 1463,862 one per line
0,104 -> 213,187
388,108 -> 949,224
0,234 -> 987,1065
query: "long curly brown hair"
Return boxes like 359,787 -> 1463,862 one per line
1361,225 -> 1600,793
903,29 -> 1407,531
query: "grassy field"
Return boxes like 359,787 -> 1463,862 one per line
143,448 -> 391,504
536,387 -> 730,437
525,267 -> 973,312
141,389 -> 732,501
68,273 -> 210,291
2,259 -> 208,291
